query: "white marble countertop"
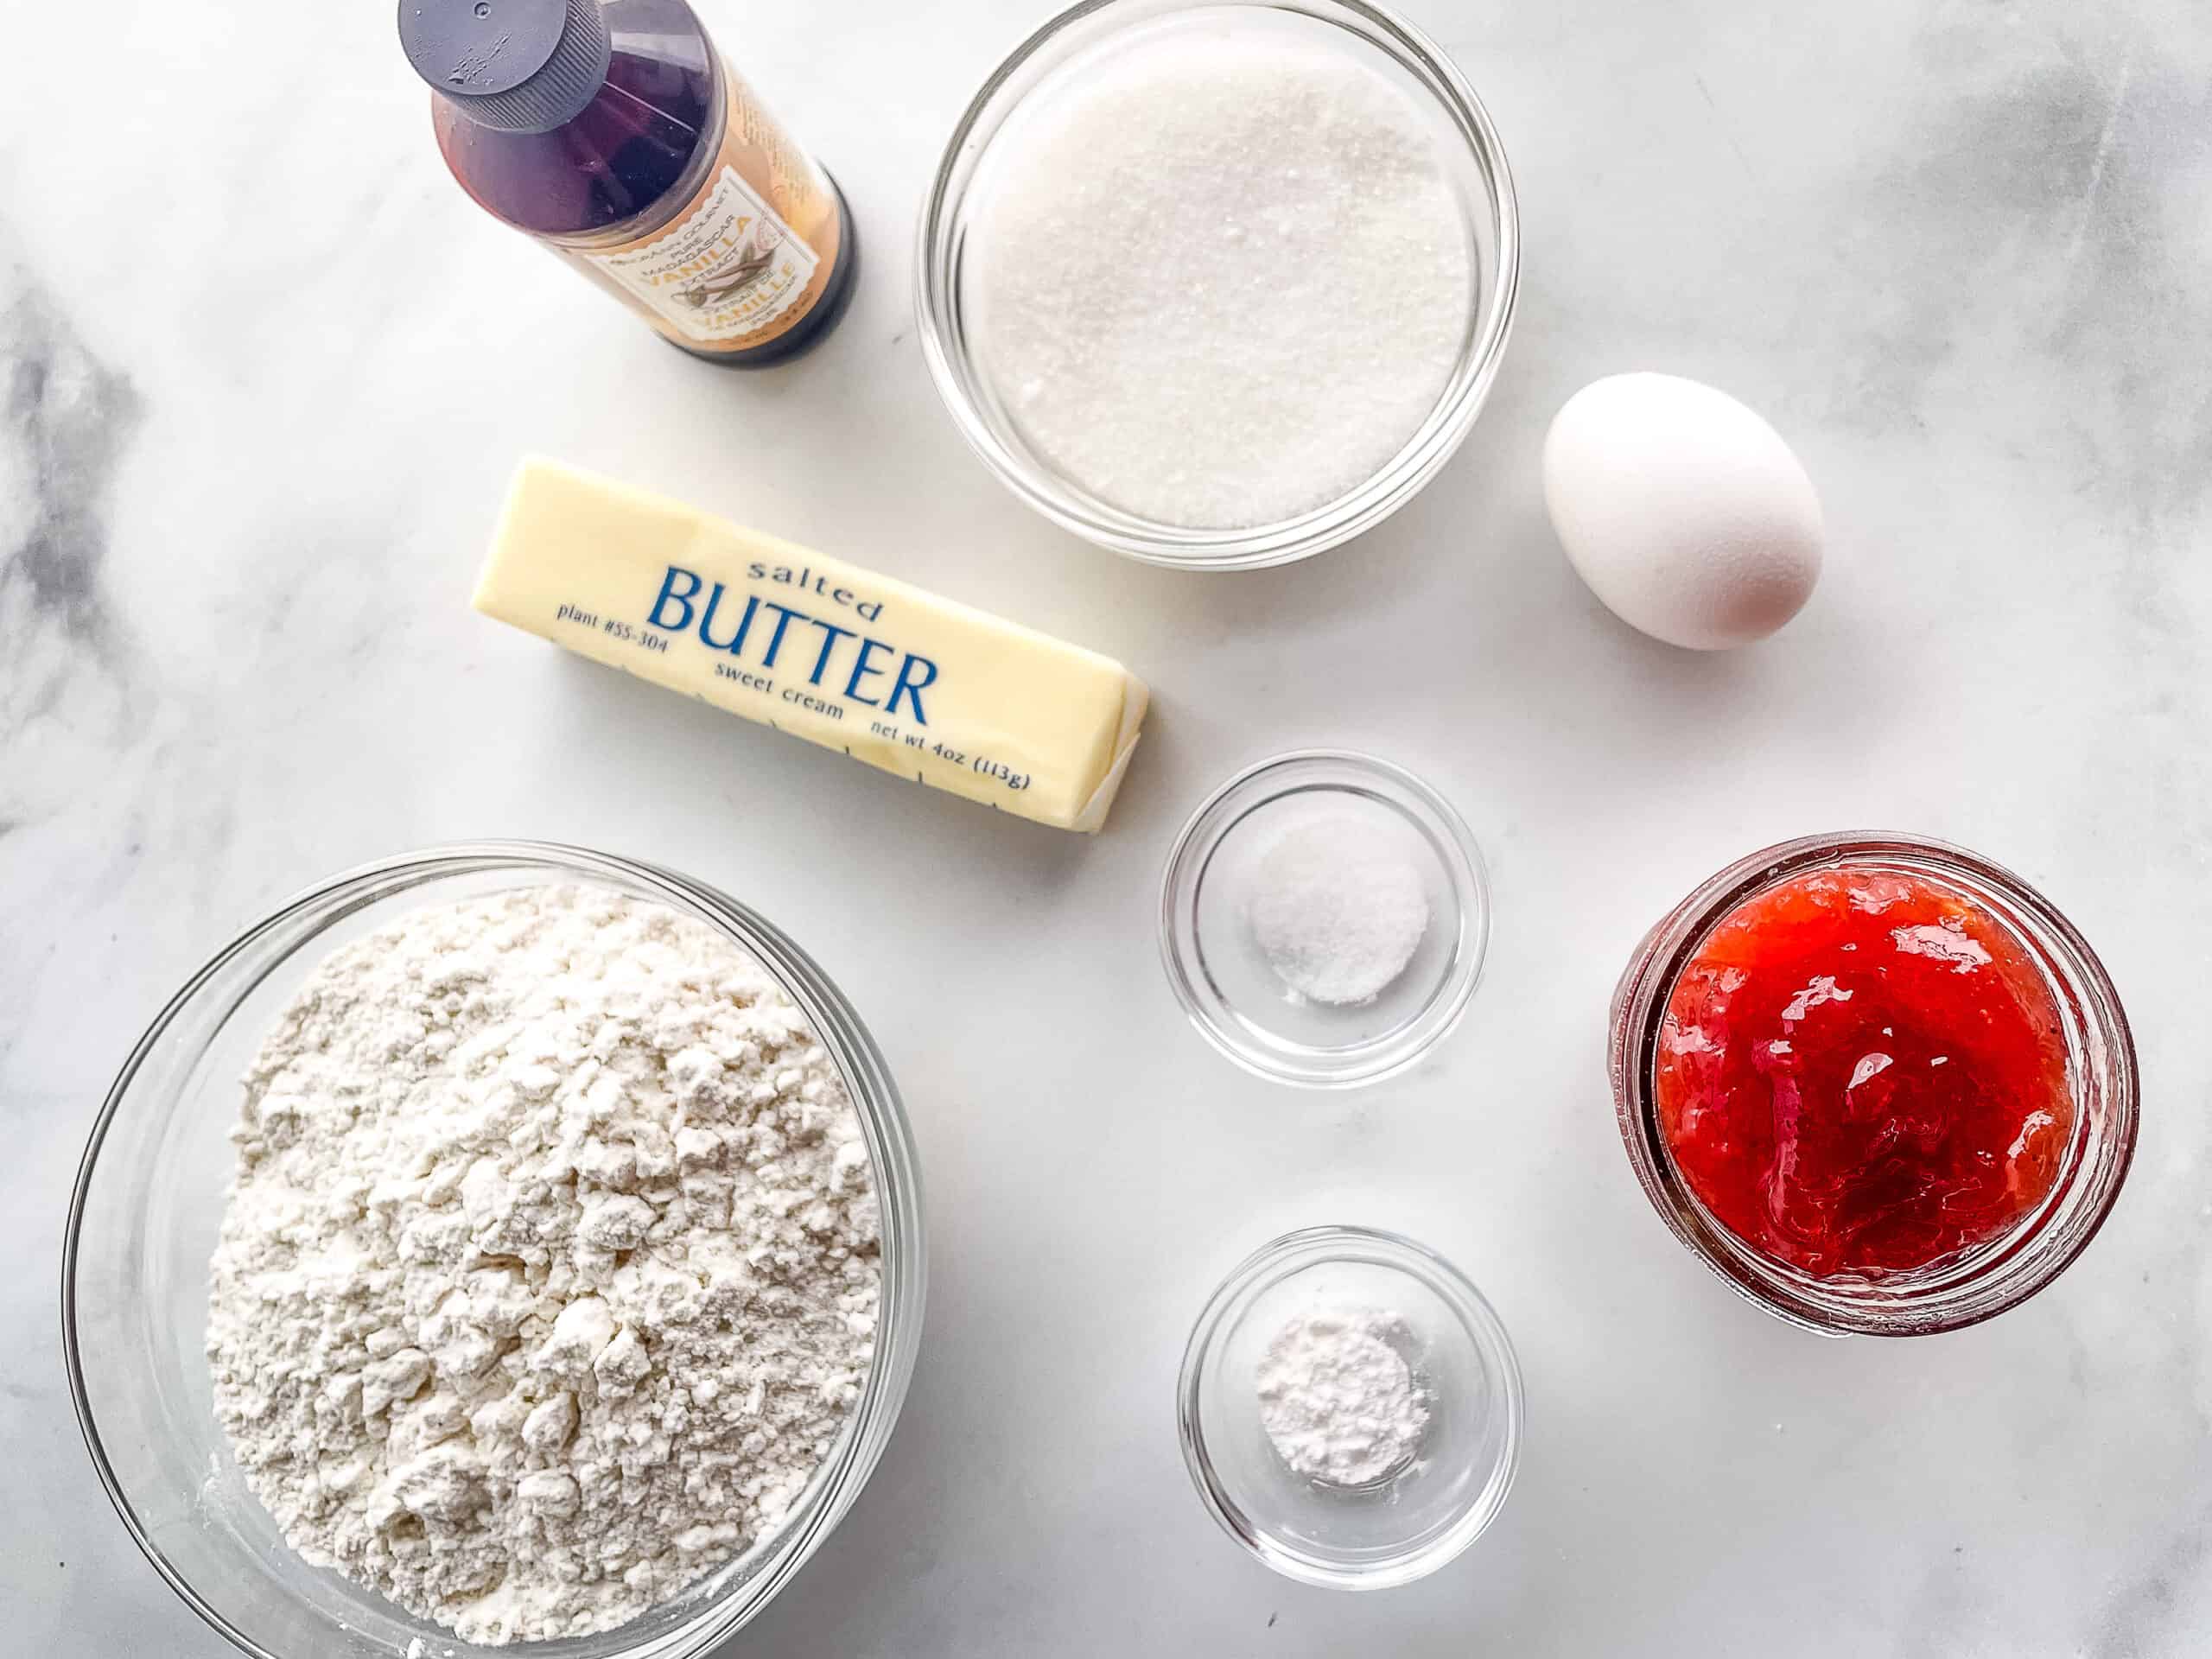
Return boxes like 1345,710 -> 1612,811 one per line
5,1 -> 2209,1653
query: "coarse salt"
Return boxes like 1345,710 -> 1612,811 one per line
1249,815 -> 1431,1006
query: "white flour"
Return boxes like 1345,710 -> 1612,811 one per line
206,885 -> 880,1645
970,19 -> 1473,529
1255,1308 -> 1429,1485
1248,817 -> 1431,1006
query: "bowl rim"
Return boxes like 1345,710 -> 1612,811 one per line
1157,749 -> 1491,1088
60,839 -> 926,1659
912,0 -> 1522,569
1175,1223 -> 1524,1589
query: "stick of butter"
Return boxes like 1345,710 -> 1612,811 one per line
474,459 -> 1149,832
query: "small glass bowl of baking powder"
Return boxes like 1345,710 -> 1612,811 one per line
62,842 -> 925,1659
1178,1225 -> 1523,1589
1160,750 -> 1491,1087
916,0 -> 1519,569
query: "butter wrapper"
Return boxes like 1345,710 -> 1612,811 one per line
474,459 -> 1149,831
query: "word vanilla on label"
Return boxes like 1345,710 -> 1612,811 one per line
475,460 -> 1150,831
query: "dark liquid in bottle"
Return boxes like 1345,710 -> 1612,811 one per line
428,0 -> 855,365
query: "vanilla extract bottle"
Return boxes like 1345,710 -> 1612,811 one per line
399,0 -> 857,365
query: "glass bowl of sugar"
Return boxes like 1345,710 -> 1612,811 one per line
1159,750 -> 1490,1086
1178,1225 -> 1524,1588
917,0 -> 1519,569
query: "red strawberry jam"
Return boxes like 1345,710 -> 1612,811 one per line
1655,866 -> 2071,1278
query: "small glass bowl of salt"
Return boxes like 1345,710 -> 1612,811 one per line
1178,1225 -> 1524,1589
1159,750 -> 1489,1086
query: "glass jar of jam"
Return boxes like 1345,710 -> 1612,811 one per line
1608,834 -> 2137,1336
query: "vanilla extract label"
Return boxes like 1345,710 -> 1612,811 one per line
585,167 -> 820,344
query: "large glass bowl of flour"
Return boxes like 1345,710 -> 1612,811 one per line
917,0 -> 1519,569
61,842 -> 925,1659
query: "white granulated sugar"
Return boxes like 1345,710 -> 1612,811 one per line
1248,816 -> 1430,1006
971,21 -> 1473,529
1255,1308 -> 1430,1486
206,886 -> 880,1645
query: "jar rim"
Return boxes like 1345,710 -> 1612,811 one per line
1606,832 -> 2139,1337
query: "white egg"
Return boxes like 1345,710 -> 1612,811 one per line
1542,372 -> 1824,651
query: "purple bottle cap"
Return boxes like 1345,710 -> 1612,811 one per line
397,0 -> 612,133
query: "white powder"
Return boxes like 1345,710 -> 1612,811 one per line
1255,1308 -> 1430,1485
970,18 -> 1473,529
1248,817 -> 1430,1006
206,886 -> 880,1645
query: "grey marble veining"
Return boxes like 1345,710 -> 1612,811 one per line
4,1 -> 2211,1655
1,270 -> 140,780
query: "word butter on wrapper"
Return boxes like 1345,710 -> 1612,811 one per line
475,460 -> 1149,831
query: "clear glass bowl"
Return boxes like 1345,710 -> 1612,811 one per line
61,842 -> 926,1658
1159,751 -> 1490,1087
915,0 -> 1520,569
1608,833 -> 2138,1338
1177,1226 -> 1523,1588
